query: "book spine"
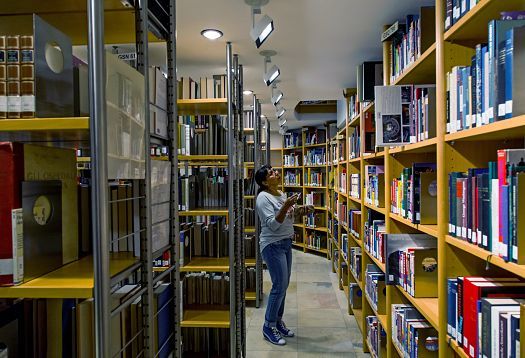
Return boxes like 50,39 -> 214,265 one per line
488,21 -> 495,123
505,29 -> 513,119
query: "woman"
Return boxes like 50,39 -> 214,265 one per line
254,165 -> 314,345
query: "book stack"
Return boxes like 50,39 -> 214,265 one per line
306,232 -> 325,250
306,191 -> 324,207
331,141 -> 338,164
388,246 -> 437,297
246,267 -> 256,291
349,246 -> 362,280
336,198 -> 348,227
305,169 -> 324,186
182,328 -> 229,357
364,211 -> 386,263
304,148 -> 326,165
391,163 -> 437,224
244,234 -> 256,258
375,85 -> 436,147
284,170 -> 301,186
178,219 -> 229,263
244,142 -> 255,162
244,175 -> 256,195
348,126 -> 361,159
348,93 -> 360,120
366,315 -> 386,357
392,304 -> 438,357
349,283 -> 362,310
341,233 -> 348,260
338,139 -> 346,161
448,148 -> 525,263
284,132 -> 301,148
178,167 -> 228,211
365,264 -> 386,313
349,210 -> 361,238
365,165 -> 385,207
177,115 -> 227,155
339,168 -> 347,193
306,212 -> 325,229
446,277 -> 525,358
178,75 -> 227,99
446,16 -> 525,134
284,153 -> 301,167
243,110 -> 255,129
385,8 -> 435,83
304,128 -> 326,145
182,273 -> 230,306
350,173 -> 360,199
244,207 -> 255,227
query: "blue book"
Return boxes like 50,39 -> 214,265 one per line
505,28 -> 514,119
501,184 -> 510,261
447,278 -> 458,339
488,19 -> 525,122
475,44 -> 483,126
510,314 -> 520,358
481,45 -> 488,124
462,66 -> 470,129
505,26 -> 525,119
155,283 -> 174,358
470,56 -> 476,128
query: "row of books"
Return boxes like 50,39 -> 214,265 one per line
306,212 -> 325,228
348,126 -> 360,159
392,304 -> 438,357
243,110 -> 255,129
244,207 -> 255,227
178,168 -> 228,211
0,35 -> 35,119
179,219 -> 229,264
447,276 -> 524,358
284,171 -> 301,186
349,210 -> 361,238
178,75 -> 227,99
365,264 -> 386,314
244,176 -> 256,196
446,17 -> 525,134
181,328 -> 229,357
284,154 -> 301,167
305,170 -> 324,187
244,234 -> 256,258
336,199 -> 348,227
349,246 -> 362,280
330,141 -> 338,164
341,233 -> 348,261
246,267 -> 257,291
366,315 -> 386,357
177,115 -> 227,155
375,85 -> 436,147
339,170 -> 347,193
338,140 -> 346,161
364,221 -> 386,265
182,272 -> 230,306
365,165 -> 385,208
448,148 -> 524,263
304,148 -> 326,166
350,173 -> 360,199
284,132 -> 301,148
347,93 -> 360,120
305,191 -> 324,207
328,216 -> 338,240
244,142 -> 255,162
349,283 -> 362,310
389,246 -> 438,298
306,232 -> 326,250
391,163 -> 437,225
304,128 -> 326,146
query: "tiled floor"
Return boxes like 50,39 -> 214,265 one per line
245,249 -> 370,358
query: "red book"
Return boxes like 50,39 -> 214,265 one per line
462,278 -> 525,358
0,142 -> 24,286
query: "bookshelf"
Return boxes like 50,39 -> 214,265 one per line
326,1 -> 525,357
0,2 -> 181,357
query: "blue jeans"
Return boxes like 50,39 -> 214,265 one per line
261,238 -> 292,328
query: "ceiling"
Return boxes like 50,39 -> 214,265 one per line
174,0 -> 434,130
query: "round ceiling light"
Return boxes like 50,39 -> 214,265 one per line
201,29 -> 223,40
243,90 -> 253,95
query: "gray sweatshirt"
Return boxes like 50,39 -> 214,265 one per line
256,191 -> 294,253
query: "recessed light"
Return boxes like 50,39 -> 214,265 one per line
201,29 -> 223,40
243,90 -> 253,95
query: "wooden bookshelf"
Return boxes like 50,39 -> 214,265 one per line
388,137 -> 438,154
0,117 -> 90,144
181,309 -> 230,328
179,208 -> 229,216
396,285 -> 439,329
178,155 -> 229,162
444,114 -> 525,142
0,253 -> 138,299
390,212 -> 439,237
245,290 -> 256,301
364,249 -> 386,273
447,335 -> 469,358
180,257 -> 230,272
245,259 -> 256,267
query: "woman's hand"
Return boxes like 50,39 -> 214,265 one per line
304,205 -> 315,214
283,194 -> 299,209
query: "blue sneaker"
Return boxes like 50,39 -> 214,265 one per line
263,325 -> 286,345
277,320 -> 295,337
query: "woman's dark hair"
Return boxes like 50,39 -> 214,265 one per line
255,165 -> 272,194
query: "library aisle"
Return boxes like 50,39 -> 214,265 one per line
245,250 -> 370,358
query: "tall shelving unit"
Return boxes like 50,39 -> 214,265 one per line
0,1 -> 181,357
282,127 -> 330,257
327,1 -> 525,357
177,43 -> 246,357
